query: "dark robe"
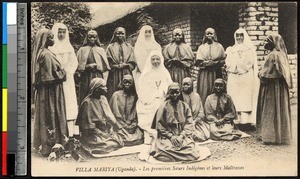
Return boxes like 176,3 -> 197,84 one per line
163,43 -> 194,86
109,90 -> 143,146
204,93 -> 242,141
152,100 -> 200,162
106,42 -> 136,99
33,48 -> 68,156
76,95 -> 124,155
196,42 -> 226,105
256,51 -> 292,144
76,46 -> 110,105
182,92 -> 210,142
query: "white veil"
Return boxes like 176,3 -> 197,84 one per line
49,23 -> 74,54
134,25 -> 161,72
138,50 -> 172,104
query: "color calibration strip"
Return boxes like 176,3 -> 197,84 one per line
2,2 -> 18,176
2,2 -> 8,176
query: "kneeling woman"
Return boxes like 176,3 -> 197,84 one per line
204,79 -> 242,141
151,83 -> 200,162
76,78 -> 124,155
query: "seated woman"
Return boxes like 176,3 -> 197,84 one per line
181,77 -> 210,142
137,50 -> 172,145
109,75 -> 144,146
76,78 -> 124,155
204,78 -> 242,141
151,83 -> 200,162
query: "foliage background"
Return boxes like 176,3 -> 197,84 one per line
31,2 -> 93,52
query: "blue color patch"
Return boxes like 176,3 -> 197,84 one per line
2,2 -> 7,44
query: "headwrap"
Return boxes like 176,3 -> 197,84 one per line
81,30 -> 101,47
49,23 -> 74,54
134,25 -> 161,72
171,28 -> 186,43
31,28 -> 52,85
87,78 -> 106,96
109,27 -> 126,44
202,28 -> 218,43
167,82 -> 181,92
266,34 -> 293,88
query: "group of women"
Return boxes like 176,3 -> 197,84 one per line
32,22 -> 293,162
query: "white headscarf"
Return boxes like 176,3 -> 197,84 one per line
138,50 -> 172,103
134,25 -> 161,72
233,28 -> 256,52
49,23 -> 74,54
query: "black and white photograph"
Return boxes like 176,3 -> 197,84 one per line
30,1 -> 297,176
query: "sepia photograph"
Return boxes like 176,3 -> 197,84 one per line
30,1 -> 297,176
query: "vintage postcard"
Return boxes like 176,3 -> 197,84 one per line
30,1 -> 297,176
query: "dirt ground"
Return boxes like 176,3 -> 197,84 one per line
31,101 -> 298,177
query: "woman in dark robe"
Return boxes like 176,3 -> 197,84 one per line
151,83 -> 200,162
256,34 -> 293,145
76,78 -> 124,155
163,28 -> 194,86
109,75 -> 144,146
106,27 -> 136,99
195,28 -> 226,105
75,30 -> 110,106
32,28 -> 68,157
204,78 -> 242,141
181,77 -> 210,142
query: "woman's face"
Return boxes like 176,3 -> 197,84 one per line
88,34 -> 97,45
144,29 -> 152,39
182,80 -> 192,93
173,31 -> 182,43
236,33 -> 244,44
123,79 -> 133,90
169,88 -> 181,103
206,32 -> 214,42
214,82 -> 224,96
93,85 -> 107,98
47,32 -> 55,47
116,29 -> 125,42
57,28 -> 66,41
264,38 -> 275,50
151,55 -> 161,68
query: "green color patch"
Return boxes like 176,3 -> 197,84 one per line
2,45 -> 7,88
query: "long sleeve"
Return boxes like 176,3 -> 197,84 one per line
222,96 -> 238,121
155,104 -> 173,139
179,105 -> 194,137
204,96 -> 219,123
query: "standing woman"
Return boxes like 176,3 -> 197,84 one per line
163,28 -> 194,86
106,27 -> 136,99
133,25 -> 162,94
32,28 -> 68,156
195,28 -> 226,105
49,23 -> 79,137
225,28 -> 260,129
75,30 -> 110,106
137,50 -> 172,145
257,34 -> 293,145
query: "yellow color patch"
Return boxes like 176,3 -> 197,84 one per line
2,89 -> 7,131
